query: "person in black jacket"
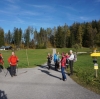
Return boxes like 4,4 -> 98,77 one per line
47,53 -> 52,70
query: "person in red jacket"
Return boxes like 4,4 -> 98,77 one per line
0,53 -> 4,72
8,52 -> 19,77
61,54 -> 67,81
0,53 -> 4,66
65,52 -> 70,68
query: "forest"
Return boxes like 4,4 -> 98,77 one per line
0,20 -> 100,49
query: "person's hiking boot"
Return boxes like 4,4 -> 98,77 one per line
64,79 -> 67,81
14,74 -> 17,76
60,78 -> 64,81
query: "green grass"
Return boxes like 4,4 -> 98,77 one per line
0,48 -> 52,68
1,48 -> 100,94
70,53 -> 100,94
57,48 -> 100,94
56,47 -> 91,53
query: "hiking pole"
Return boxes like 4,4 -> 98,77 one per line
5,69 -> 8,77
17,63 -> 18,73
1,62 -> 6,75
5,65 -> 10,77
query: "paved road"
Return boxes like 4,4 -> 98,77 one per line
0,49 -> 100,99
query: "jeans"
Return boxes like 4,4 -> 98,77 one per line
55,60 -> 58,70
61,67 -> 66,80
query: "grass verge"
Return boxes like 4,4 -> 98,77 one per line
0,48 -> 52,68
66,53 -> 100,95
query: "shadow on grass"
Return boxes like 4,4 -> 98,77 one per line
38,69 -> 61,79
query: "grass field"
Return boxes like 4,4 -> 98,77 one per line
0,48 -> 52,68
71,53 -> 100,94
0,48 -> 100,94
57,48 -> 100,94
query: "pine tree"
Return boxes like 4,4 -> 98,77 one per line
0,28 -> 5,47
77,25 -> 83,47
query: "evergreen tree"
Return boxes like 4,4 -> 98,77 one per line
24,27 -> 30,48
0,28 -> 5,47
77,25 -> 83,47
7,30 -> 12,44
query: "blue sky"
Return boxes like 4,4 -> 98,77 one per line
0,0 -> 100,33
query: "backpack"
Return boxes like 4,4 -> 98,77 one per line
74,54 -> 77,62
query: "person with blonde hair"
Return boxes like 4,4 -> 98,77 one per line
47,53 -> 52,70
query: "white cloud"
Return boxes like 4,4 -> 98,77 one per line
21,11 -> 39,16
14,17 -> 25,24
6,4 -> 20,10
66,6 -> 78,12
6,0 -> 20,3
26,4 -> 55,12
6,0 -> 15,3
29,4 -> 52,9
0,9 -> 10,14
60,5 -> 78,12
96,0 -> 100,2
80,16 -> 89,20
0,19 -> 6,22
65,12 -> 91,22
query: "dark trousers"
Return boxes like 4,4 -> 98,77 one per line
48,62 -> 51,69
61,67 -> 66,80
0,65 -> 3,72
66,59 -> 69,68
10,65 -> 16,76
69,60 -> 73,75
55,60 -> 58,70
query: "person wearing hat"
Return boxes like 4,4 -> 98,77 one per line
68,50 -> 74,75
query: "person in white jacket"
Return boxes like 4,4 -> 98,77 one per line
68,50 -> 74,75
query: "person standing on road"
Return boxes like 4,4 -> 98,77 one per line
61,54 -> 67,81
0,53 -> 4,66
53,53 -> 58,71
0,53 -> 4,72
47,53 -> 52,70
57,52 -> 60,69
65,52 -> 70,68
68,50 -> 74,75
8,52 -> 19,77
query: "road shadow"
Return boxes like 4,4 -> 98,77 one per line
36,64 -> 61,73
0,65 -> 3,73
38,69 -> 61,80
0,90 -> 8,99
5,66 -> 12,77
36,64 -> 48,69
